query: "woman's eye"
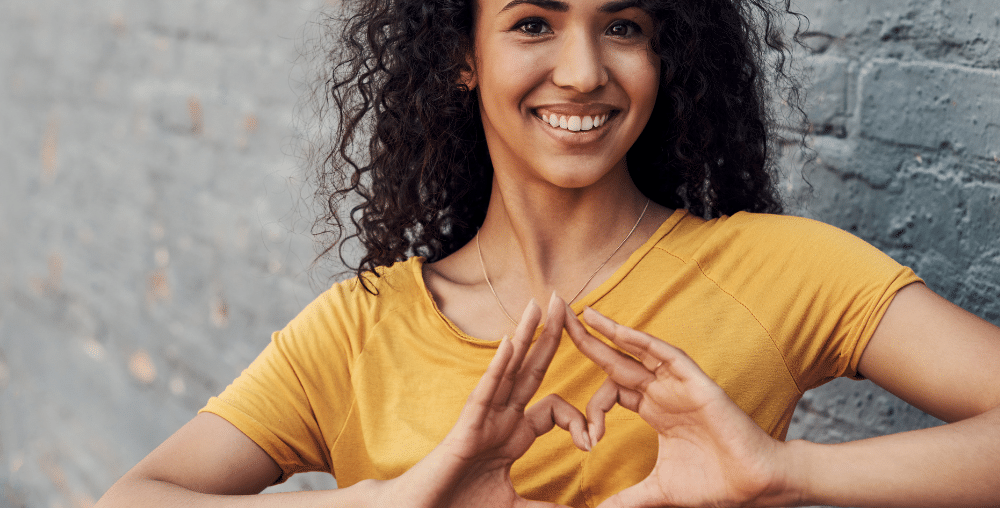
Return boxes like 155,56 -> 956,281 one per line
606,20 -> 641,38
515,18 -> 551,35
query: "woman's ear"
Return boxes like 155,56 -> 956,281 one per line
459,54 -> 477,91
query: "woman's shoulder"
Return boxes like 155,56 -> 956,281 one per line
651,211 -> 918,293
280,257 -> 429,347
321,256 -> 428,316
661,212 -> 881,263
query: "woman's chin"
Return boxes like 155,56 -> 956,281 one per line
532,160 -> 627,191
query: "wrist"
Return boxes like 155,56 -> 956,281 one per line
754,439 -> 813,507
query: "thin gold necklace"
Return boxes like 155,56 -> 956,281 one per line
476,198 -> 651,325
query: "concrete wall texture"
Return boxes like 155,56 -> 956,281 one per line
0,0 -> 996,506
779,0 -> 1000,454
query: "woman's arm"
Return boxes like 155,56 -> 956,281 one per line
97,294 -> 590,508
566,282 -> 1000,508
781,282 -> 1000,507
95,412 -> 380,507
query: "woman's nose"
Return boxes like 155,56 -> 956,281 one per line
551,32 -> 608,92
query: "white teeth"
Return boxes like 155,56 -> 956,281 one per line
538,112 -> 610,132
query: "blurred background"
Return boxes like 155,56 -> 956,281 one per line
1,0 -> 997,506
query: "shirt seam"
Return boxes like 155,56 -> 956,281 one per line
329,298 -> 426,454
326,394 -> 360,473
277,334 -> 341,473
653,245 -> 805,396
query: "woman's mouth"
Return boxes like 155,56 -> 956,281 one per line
534,110 -> 617,132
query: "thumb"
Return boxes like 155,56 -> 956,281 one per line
596,480 -> 660,508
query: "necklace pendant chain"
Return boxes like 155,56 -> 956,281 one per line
477,232 -> 520,325
477,198 -> 651,326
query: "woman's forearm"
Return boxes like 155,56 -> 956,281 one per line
97,476 -> 381,508
778,405 -> 1000,507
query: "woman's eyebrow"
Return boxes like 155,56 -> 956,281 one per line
499,0 -> 569,14
497,0 -> 641,14
598,0 -> 640,12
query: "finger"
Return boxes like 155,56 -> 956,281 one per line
465,335 -> 514,428
582,307 -> 702,383
580,307 -> 664,372
508,292 -> 566,409
493,299 -> 542,407
584,377 -> 643,447
585,378 -> 615,447
563,304 -> 655,392
524,394 -> 591,452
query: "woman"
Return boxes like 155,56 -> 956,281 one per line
96,0 -> 1000,505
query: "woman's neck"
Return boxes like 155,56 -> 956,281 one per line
476,165 -> 667,307
421,163 -> 673,340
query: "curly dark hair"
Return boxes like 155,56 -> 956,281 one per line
302,0 -> 807,288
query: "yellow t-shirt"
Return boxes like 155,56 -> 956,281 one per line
201,210 -> 921,507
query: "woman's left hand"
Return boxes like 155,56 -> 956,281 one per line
564,306 -> 795,508
379,294 -> 590,508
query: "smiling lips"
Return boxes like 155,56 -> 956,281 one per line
538,111 -> 613,132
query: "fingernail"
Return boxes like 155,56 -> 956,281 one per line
520,298 -> 537,320
549,290 -> 559,308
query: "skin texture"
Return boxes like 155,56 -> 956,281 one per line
466,0 -> 659,191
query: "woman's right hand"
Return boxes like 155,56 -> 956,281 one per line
564,306 -> 789,508
369,293 -> 590,508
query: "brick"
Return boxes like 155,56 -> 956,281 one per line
797,0 -> 1000,43
941,0 -> 1000,43
787,378 -> 943,443
859,59 -> 1000,160
795,0 -> 926,38
802,55 -> 850,126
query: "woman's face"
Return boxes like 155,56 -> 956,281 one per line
467,0 -> 660,190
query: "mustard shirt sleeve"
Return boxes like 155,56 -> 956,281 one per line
200,279 -> 368,482
701,214 -> 922,392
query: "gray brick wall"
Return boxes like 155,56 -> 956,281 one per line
781,0 -> 1000,456
1,0 -> 997,507
1,1 -> 338,505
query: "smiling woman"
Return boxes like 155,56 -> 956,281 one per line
93,0 -> 1000,506
468,0 -> 659,193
